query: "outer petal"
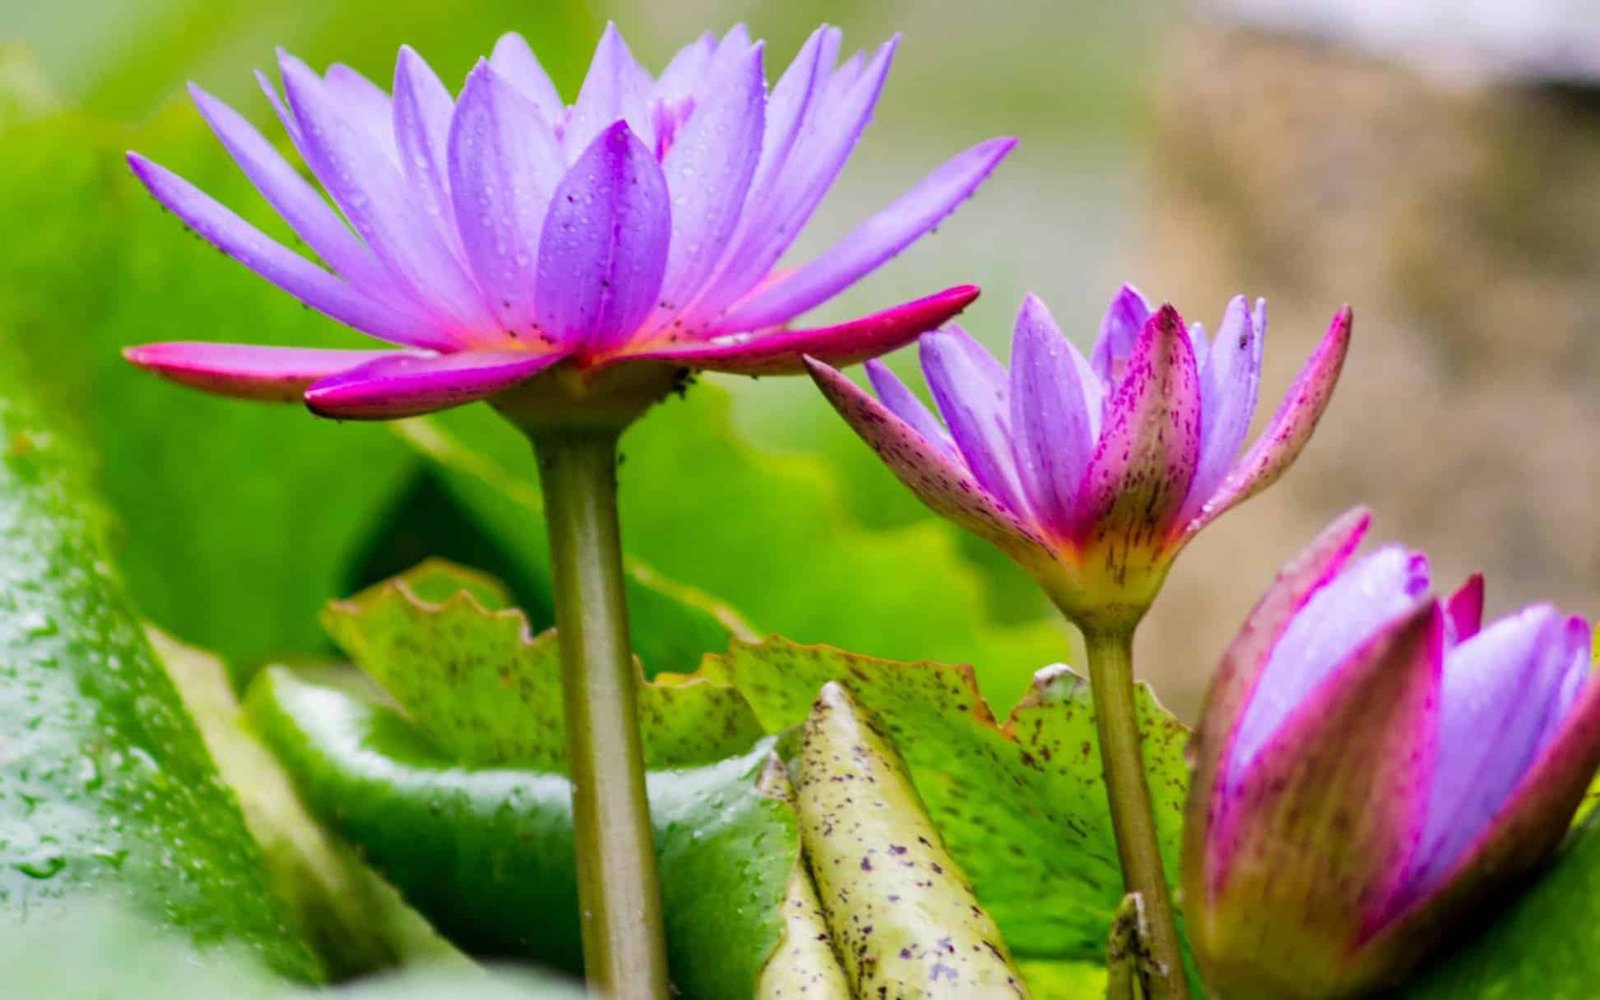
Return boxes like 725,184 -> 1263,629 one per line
304,348 -> 566,419
187,83 -> 397,299
1090,284 -> 1151,384
280,53 -> 496,338
622,285 -> 977,376
563,23 -> 655,160
805,357 -> 1046,558
1188,306 -> 1353,534
920,326 -> 1031,517
449,63 -> 566,338
1009,293 -> 1096,538
1182,295 -> 1263,521
123,342 -> 413,402
648,40 -> 766,322
1192,605 -> 1443,1000
534,122 -> 671,353
1407,606 -> 1576,900
126,154 -> 437,348
865,360 -> 953,456
711,137 -> 1017,333
1075,305 -> 1201,553
1445,573 -> 1486,641
489,32 -> 565,121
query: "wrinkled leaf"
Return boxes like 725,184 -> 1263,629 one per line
321,560 -> 764,769
247,667 -> 801,1000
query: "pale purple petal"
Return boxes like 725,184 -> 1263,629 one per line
655,31 -> 716,100
280,53 -> 496,339
256,70 -> 302,147
564,23 -> 655,161
866,360 -> 953,456
1540,618 -> 1591,747
920,325 -> 1032,517
534,122 -> 670,352
124,342 -> 414,402
648,40 -> 766,324
711,137 -> 1017,334
687,37 -> 897,325
449,63 -> 566,340
305,348 -> 566,419
1183,295 -> 1263,520
1075,306 -> 1201,543
1445,574 -> 1485,642
1188,306 -> 1354,534
1091,283 -> 1152,384
1009,294 -> 1095,537
623,285 -> 977,375
127,153 -> 440,348
324,62 -> 397,156
1409,606 -> 1577,897
489,32 -> 565,121
806,357 -> 1044,554
392,46 -> 460,242
1231,546 -> 1432,779
187,83 -> 400,300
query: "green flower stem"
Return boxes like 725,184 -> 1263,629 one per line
1081,626 -> 1189,1000
532,425 -> 669,1000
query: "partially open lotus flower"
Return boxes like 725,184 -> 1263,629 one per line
807,286 -> 1351,629
123,24 -> 1013,423
1184,509 -> 1600,999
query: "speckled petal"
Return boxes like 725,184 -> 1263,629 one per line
712,137 -> 1017,334
1075,305 -> 1201,546
625,285 -> 977,375
1189,306 -> 1353,534
534,122 -> 671,353
123,342 -> 413,402
806,356 -> 1042,556
126,153 -> 436,347
304,348 -> 566,419
449,62 -> 565,339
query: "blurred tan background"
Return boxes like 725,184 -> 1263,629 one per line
7,0 -> 1600,716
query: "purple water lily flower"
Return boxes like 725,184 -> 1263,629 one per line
806,285 -> 1351,627
1185,509 -> 1600,999
123,24 -> 1014,420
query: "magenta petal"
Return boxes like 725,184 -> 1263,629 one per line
650,39 -> 766,322
392,46 -> 460,242
124,342 -> 412,402
564,23 -> 655,160
489,32 -> 565,121
126,154 -> 437,348
865,360 -> 953,456
1190,306 -> 1353,534
1445,574 -> 1485,641
1090,283 -> 1151,384
449,63 -> 565,338
304,348 -> 566,419
712,137 -> 1018,334
535,122 -> 670,353
623,285 -> 978,376
1076,305 -> 1201,542
806,356 -> 1044,554
1009,293 -> 1096,537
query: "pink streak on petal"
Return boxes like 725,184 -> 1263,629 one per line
304,348 -> 566,419
805,356 -> 1045,555
1445,574 -> 1485,642
534,122 -> 671,353
623,285 -> 978,375
124,342 -> 412,402
1189,305 -> 1353,535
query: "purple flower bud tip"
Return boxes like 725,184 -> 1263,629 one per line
122,26 -> 1012,422
808,286 -> 1352,629
1184,510 -> 1600,997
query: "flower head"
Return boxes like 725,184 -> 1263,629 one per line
123,25 -> 1014,424
807,285 -> 1351,628
1184,510 -> 1600,998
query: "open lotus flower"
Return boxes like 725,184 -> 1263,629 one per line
806,286 -> 1351,628
123,24 -> 1014,422
1184,509 -> 1600,999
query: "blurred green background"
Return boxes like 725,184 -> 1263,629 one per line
15,0 -> 1580,720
